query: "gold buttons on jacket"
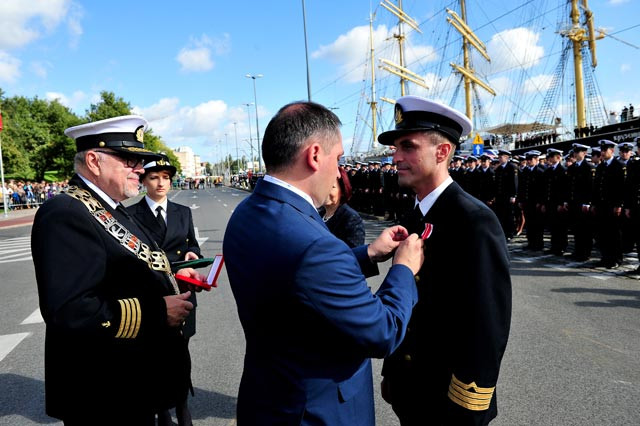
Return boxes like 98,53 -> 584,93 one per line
177,250 -> 181,255
403,354 -> 412,361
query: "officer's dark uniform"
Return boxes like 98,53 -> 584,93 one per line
617,143 -> 635,253
567,144 -> 595,261
494,151 -> 518,239
623,141 -> 640,273
31,118 -> 191,424
378,96 -> 512,426
461,157 -> 480,199
518,151 -> 545,251
128,192 -> 202,338
542,149 -> 569,255
593,140 -> 625,268
476,156 -> 496,207
33,177 -> 190,423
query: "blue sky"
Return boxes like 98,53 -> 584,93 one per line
1,0 -> 638,163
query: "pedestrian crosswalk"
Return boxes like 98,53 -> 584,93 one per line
0,236 -> 32,264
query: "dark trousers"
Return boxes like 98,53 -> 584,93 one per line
570,205 -> 592,260
546,205 -> 568,254
495,199 -> 515,239
523,204 -> 544,250
596,207 -> 622,265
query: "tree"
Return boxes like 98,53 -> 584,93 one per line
86,91 -> 132,121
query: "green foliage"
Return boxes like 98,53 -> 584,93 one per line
0,89 -> 182,181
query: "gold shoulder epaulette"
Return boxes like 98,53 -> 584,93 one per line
115,298 -> 141,339
447,374 -> 495,411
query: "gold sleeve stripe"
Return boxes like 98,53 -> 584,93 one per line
124,298 -> 136,338
447,374 -> 495,411
129,298 -> 141,338
451,374 -> 495,394
448,390 -> 491,411
115,299 -> 127,338
123,298 -> 133,338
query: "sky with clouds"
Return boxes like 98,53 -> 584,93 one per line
0,0 -> 638,162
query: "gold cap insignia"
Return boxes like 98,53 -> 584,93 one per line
135,126 -> 144,143
394,104 -> 404,125
101,321 -> 111,328
99,141 -> 106,147
156,159 -> 168,166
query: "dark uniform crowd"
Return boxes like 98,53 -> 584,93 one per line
346,137 -> 640,274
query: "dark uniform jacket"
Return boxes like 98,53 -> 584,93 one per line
494,162 -> 518,200
542,164 -> 568,208
462,168 -> 481,199
128,198 -> 201,338
518,165 -> 544,205
568,160 -> 594,206
593,159 -> 625,209
382,182 -> 512,425
31,176 -> 190,420
476,167 -> 496,204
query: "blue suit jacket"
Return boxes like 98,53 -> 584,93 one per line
223,179 -> 418,425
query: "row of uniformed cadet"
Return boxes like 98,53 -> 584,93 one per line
450,139 -> 640,272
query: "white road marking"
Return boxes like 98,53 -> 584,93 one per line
190,204 -> 200,209
0,332 -> 31,362
578,272 -> 612,280
194,227 -> 209,245
0,257 -> 32,264
0,237 -> 32,264
223,204 -> 228,207
21,308 -> 44,325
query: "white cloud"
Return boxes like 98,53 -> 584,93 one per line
620,63 -> 631,73
313,24 -> 437,84
608,0 -> 629,5
0,0 -> 71,50
31,61 -> 50,78
133,98 -> 271,162
0,51 -> 21,83
66,2 -> 83,49
176,34 -> 231,73
475,27 -> 545,76
45,90 -> 87,109
523,74 -> 553,94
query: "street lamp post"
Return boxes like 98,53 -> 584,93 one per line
233,121 -> 240,172
245,74 -> 263,172
243,102 -> 255,170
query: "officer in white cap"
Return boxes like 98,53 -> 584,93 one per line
31,115 -> 205,424
378,96 -> 512,425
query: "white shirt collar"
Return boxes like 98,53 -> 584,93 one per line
576,160 -> 583,166
263,174 -> 316,209
144,195 -> 168,215
606,157 -> 614,166
414,176 -> 453,217
78,174 -> 118,210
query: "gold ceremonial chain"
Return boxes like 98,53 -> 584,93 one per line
64,186 -> 180,294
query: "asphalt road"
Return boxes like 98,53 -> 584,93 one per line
0,186 -> 638,425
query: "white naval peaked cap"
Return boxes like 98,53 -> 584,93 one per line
378,95 -> 472,146
64,115 -> 161,160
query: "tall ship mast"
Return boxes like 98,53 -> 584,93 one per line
348,0 -> 639,159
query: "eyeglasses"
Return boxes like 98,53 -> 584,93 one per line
94,150 -> 146,168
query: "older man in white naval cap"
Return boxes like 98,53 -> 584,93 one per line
31,115 -> 204,425
379,96 -> 512,426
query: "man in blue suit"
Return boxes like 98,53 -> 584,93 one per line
223,101 -> 424,425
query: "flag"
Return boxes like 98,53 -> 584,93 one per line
0,111 -> 3,132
